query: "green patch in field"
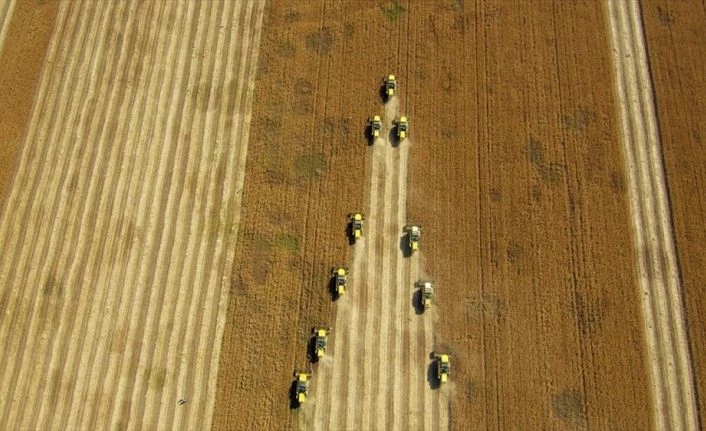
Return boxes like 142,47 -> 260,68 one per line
305,28 -> 334,55
381,1 -> 406,21
276,41 -> 295,59
343,22 -> 355,37
526,138 -> 544,169
43,274 -> 63,297
525,138 -> 565,184
551,390 -> 586,425
276,234 -> 300,252
150,368 -> 167,390
562,106 -> 596,132
284,10 -> 300,24
293,154 -> 327,178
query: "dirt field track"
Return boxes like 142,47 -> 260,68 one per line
0,1 -> 264,429
606,1 -> 697,428
642,0 -> 706,427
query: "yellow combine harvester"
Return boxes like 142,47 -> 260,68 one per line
436,354 -> 450,383
384,74 -> 397,96
313,327 -> 331,359
370,115 -> 382,138
417,280 -> 434,309
405,224 -> 421,252
396,116 -> 409,139
294,371 -> 312,405
333,267 -> 348,295
349,213 -> 365,240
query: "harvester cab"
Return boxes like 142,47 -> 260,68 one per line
385,74 -> 397,97
417,280 -> 434,309
333,267 -> 348,295
396,116 -> 409,139
436,354 -> 450,383
294,371 -> 312,404
313,327 -> 331,359
349,213 -> 365,240
406,224 -> 421,252
370,115 -> 382,138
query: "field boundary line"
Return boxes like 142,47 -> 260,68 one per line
605,0 -> 698,429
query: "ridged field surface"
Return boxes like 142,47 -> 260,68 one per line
0,1 -> 264,429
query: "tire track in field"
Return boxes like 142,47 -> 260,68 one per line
0,0 -> 16,54
0,1 -> 265,429
308,92 -> 447,429
606,1 -> 698,429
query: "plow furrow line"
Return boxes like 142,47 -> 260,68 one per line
606,1 -> 698,429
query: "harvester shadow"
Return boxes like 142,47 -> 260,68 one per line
399,233 -> 412,258
389,127 -> 401,148
328,275 -> 341,301
379,84 -> 389,104
427,359 -> 441,390
346,222 -> 356,246
307,336 -> 320,364
412,289 -> 425,315
289,380 -> 301,409
364,123 -> 375,146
